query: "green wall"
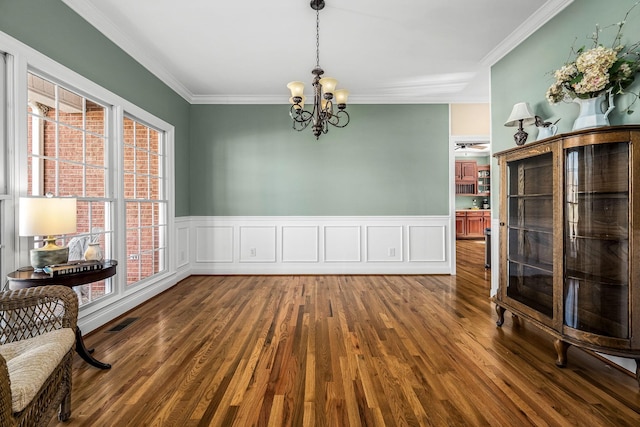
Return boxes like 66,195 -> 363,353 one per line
190,104 -> 449,216
491,0 -> 640,211
1,0 -> 451,218
0,0 -> 191,216
9,1 -> 640,219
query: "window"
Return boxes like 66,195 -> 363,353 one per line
25,72 -> 171,301
27,71 -> 113,305
123,117 -> 167,285
2,30 -> 174,325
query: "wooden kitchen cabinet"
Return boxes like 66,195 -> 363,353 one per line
455,161 -> 490,195
493,125 -> 640,385
455,212 -> 466,238
455,161 -> 478,194
465,211 -> 487,237
456,161 -> 477,181
456,210 -> 490,239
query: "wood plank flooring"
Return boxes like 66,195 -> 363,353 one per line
50,240 -> 640,426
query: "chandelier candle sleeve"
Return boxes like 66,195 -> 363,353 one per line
289,95 -> 307,110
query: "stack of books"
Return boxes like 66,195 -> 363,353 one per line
43,260 -> 104,277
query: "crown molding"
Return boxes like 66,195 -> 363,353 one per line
190,95 -> 287,105
191,94 -> 491,105
63,0 -> 572,105
61,0 -> 195,103
481,0 -> 574,67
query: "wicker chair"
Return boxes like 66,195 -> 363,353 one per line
0,286 -> 78,426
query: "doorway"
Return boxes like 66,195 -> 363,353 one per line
449,103 -> 492,275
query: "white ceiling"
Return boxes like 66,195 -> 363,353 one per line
61,0 -> 573,104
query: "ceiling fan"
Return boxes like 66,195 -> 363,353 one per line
455,141 -> 489,150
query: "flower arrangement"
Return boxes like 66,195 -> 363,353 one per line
546,2 -> 640,113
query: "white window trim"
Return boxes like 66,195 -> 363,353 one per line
0,29 -> 176,326
0,52 -> 10,284
121,113 -> 170,288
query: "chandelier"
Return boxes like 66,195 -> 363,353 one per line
287,0 -> 350,140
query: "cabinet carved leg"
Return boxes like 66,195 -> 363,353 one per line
635,360 -> 640,387
554,339 -> 570,367
495,304 -> 505,327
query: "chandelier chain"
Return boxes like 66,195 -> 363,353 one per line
316,8 -> 320,68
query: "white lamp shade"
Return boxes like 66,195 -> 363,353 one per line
505,102 -> 536,127
334,89 -> 349,105
19,196 -> 77,237
287,81 -> 305,98
319,77 -> 338,95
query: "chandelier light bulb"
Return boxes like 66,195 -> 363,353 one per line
287,81 -> 305,98
319,77 -> 338,96
334,89 -> 349,106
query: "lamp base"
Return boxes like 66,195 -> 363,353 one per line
30,239 -> 69,271
514,126 -> 529,146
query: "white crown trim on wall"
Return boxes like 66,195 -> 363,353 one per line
61,0 -> 574,105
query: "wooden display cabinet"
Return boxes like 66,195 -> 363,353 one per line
493,126 -> 640,385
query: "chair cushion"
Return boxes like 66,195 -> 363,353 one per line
0,328 -> 75,412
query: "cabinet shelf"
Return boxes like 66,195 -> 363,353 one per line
566,270 -> 627,287
508,226 -> 553,234
574,191 -> 628,197
508,256 -> 553,274
508,194 -> 553,198
494,126 -> 640,385
567,234 -> 628,241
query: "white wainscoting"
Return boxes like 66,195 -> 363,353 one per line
183,216 -> 452,275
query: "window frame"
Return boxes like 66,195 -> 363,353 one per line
1,31 -> 176,319
122,114 -> 169,287
26,69 -> 116,306
0,52 -> 8,282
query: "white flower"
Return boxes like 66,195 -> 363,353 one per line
546,3 -> 640,111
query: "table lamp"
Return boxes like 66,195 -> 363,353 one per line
19,195 -> 77,271
504,102 -> 536,146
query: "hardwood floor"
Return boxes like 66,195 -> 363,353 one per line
50,240 -> 640,426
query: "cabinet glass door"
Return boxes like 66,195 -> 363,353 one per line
564,142 -> 630,338
506,152 -> 554,317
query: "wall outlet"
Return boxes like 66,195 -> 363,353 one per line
250,248 -> 256,257
388,248 -> 395,257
